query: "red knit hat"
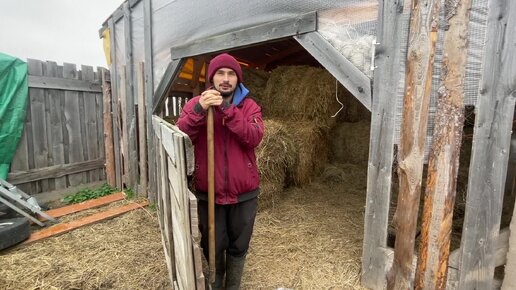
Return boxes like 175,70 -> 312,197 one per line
207,53 -> 243,83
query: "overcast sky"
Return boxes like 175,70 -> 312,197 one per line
0,0 -> 124,68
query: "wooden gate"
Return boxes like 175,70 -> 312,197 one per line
152,116 -> 205,289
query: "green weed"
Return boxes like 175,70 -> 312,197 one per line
62,183 -> 119,204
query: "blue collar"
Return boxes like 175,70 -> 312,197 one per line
232,83 -> 249,106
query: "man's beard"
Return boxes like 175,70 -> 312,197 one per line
220,91 -> 233,98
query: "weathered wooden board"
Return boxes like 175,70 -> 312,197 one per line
28,75 -> 102,92
45,61 -> 66,189
137,63 -> 148,196
28,59 -> 49,192
7,159 -> 104,185
460,0 -> 516,288
295,32 -> 372,110
63,63 -> 86,186
361,1 -> 405,288
82,65 -> 101,182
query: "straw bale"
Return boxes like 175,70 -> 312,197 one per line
242,67 -> 270,105
321,163 -> 368,190
256,119 -> 296,185
261,66 -> 340,128
330,120 -> 371,165
283,120 -> 329,186
0,203 -> 170,290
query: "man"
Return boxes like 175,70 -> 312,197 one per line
177,53 -> 264,289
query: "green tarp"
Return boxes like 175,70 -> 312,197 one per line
0,53 -> 28,179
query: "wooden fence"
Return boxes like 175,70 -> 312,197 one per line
152,115 -> 204,289
7,59 -> 107,195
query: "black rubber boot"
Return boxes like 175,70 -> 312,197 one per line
210,272 -> 224,290
225,254 -> 246,290
210,253 -> 226,290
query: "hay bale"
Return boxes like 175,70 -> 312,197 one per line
330,120 -> 371,165
256,119 -> 296,185
261,65 -> 370,126
242,67 -> 270,105
283,120 -> 328,186
261,66 -> 340,128
320,163 -> 367,190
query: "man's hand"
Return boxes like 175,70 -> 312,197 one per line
199,89 -> 223,110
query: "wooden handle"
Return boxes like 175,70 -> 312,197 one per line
207,106 -> 216,283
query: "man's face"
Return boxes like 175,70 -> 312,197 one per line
213,68 -> 238,97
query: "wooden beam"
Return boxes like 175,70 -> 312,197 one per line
108,18 -> 123,189
152,59 -> 185,114
459,0 -> 516,288
137,62 -> 148,197
360,0 -> 405,288
124,2 -> 139,190
449,228 -> 509,270
102,68 -> 116,187
24,200 -> 149,244
415,1 -> 472,288
295,32 -> 372,111
39,192 -> 126,221
143,0 -> 156,201
388,0 -> 442,288
7,158 -> 104,185
169,12 -> 317,60
28,75 -> 102,92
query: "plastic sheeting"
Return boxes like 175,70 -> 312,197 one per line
0,53 -> 28,179
150,0 -> 365,90
106,0 -> 490,158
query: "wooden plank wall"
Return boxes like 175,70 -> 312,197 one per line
459,0 -> 516,288
8,59 -> 106,194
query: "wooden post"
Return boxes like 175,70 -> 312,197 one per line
207,106 -> 216,283
460,0 -> 516,288
388,0 -> 442,289
414,0 -> 472,289
137,62 -> 148,197
361,0 -> 405,288
102,68 -> 116,186
119,67 -> 129,187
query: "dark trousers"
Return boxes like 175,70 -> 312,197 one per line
197,197 -> 258,274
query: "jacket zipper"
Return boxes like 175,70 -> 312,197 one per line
224,125 -> 229,204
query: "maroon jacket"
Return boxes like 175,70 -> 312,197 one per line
176,86 -> 264,205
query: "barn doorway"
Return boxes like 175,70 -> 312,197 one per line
159,38 -> 372,288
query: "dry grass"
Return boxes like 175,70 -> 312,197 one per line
244,165 -> 368,289
330,121 -> 371,166
0,204 -> 170,290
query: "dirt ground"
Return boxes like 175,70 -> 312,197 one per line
0,162 -> 368,290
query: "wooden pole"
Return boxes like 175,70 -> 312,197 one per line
207,106 -> 216,283
387,0 -> 441,289
414,1 -> 472,289
102,68 -> 116,186
137,62 -> 148,197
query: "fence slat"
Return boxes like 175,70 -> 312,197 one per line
45,61 -> 67,190
63,63 -> 86,186
82,65 -> 100,182
27,59 -> 49,192
96,67 -> 106,180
